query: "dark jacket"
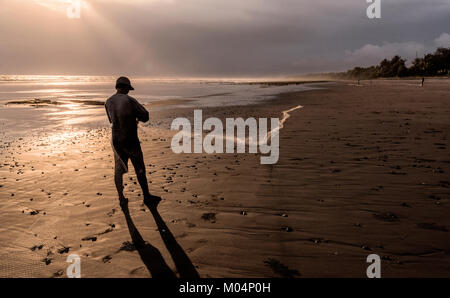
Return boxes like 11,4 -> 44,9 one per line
105,94 -> 149,145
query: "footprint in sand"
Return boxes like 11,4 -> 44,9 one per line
373,212 -> 399,222
201,213 -> 216,223
102,255 -> 112,263
282,226 -> 293,232
264,258 -> 300,278
107,209 -> 116,217
52,270 -> 64,277
129,266 -> 146,275
118,241 -> 136,252
417,223 -> 448,232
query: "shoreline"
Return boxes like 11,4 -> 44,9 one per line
0,81 -> 328,144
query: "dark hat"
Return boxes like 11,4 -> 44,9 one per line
116,76 -> 134,90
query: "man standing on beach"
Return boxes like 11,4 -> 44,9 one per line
105,77 -> 160,207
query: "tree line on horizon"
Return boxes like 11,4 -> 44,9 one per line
329,47 -> 450,79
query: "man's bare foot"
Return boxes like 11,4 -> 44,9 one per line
144,194 -> 162,206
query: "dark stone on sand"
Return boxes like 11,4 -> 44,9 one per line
390,171 -> 407,175
31,245 -> 44,251
58,247 -> 70,254
22,208 -> 40,215
429,194 -> 441,200
82,236 -> 97,242
42,258 -> 52,265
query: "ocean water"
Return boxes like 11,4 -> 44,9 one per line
0,76 -> 319,141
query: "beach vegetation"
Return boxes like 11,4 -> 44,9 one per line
330,47 -> 450,79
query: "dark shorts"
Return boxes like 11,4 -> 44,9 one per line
112,140 -> 145,175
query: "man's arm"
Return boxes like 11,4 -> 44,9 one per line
129,97 -> 149,123
105,104 -> 112,124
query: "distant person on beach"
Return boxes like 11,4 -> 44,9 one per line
421,77 -> 425,87
105,77 -> 160,207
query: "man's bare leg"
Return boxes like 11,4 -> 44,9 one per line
114,162 -> 128,207
131,151 -> 161,205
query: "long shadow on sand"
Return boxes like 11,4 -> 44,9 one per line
145,199 -> 200,279
121,198 -> 200,278
121,203 -> 176,278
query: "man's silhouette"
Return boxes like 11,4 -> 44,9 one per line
105,77 -> 160,207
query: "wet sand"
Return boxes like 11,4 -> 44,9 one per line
0,79 -> 449,277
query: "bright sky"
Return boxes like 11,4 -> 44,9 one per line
1,0 -> 449,76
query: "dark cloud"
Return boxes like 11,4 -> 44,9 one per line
1,0 -> 449,76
